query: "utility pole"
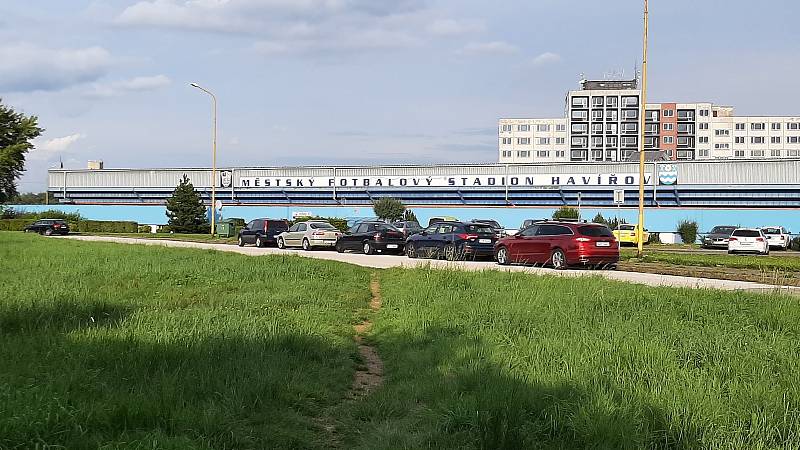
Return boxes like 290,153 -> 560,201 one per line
637,0 -> 649,257
190,83 -> 218,236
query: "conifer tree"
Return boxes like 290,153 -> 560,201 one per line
165,174 -> 209,233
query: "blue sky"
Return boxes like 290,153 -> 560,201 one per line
2,0 -> 799,191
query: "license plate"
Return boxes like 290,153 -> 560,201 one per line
387,244 -> 398,249
479,239 -> 491,244
596,241 -> 610,247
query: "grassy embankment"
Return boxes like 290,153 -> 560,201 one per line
2,232 -> 800,449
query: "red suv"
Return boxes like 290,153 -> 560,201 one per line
494,221 -> 618,269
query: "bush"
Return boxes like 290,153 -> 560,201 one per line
552,206 -> 579,220
791,236 -> 800,251
138,225 -> 153,233
373,197 -> 406,222
592,213 -> 607,225
0,219 -> 138,233
291,216 -> 349,232
677,220 -> 699,245
0,219 -> 30,231
3,208 -> 84,222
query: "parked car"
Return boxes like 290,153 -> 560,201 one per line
728,228 -> 769,255
612,224 -> 650,246
701,225 -> 737,249
336,221 -> 405,254
406,221 -> 497,261
392,220 -> 423,238
237,218 -> 289,247
760,226 -> 791,250
471,219 -> 505,238
495,222 -> 619,269
427,216 -> 459,227
23,219 -> 70,236
277,221 -> 342,250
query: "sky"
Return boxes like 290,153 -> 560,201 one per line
2,0 -> 800,192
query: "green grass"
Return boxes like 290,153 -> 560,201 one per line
333,268 -> 800,449
3,232 -> 800,449
84,232 -> 238,245
621,248 -> 800,271
0,232 -> 371,449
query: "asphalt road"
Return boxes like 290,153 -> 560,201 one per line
61,235 -> 799,295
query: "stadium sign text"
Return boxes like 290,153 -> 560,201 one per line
236,173 -> 652,189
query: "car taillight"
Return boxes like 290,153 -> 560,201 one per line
457,233 -> 478,240
313,231 -> 326,236
264,220 -> 269,232
756,237 -> 764,242
374,233 -> 382,240
728,237 -> 737,241
575,237 -> 591,242
54,223 -> 61,228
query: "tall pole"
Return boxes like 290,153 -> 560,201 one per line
190,83 -> 217,236
637,0 -> 649,257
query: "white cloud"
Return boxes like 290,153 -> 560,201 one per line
426,18 -> 485,36
457,41 -> 519,56
31,133 -> 85,160
0,43 -> 112,92
85,74 -> 172,98
531,51 -> 561,66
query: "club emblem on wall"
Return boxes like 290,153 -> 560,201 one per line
658,164 -> 678,185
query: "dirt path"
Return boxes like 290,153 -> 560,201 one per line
316,274 -> 385,447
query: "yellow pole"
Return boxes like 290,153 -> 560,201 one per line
190,83 -> 217,236
637,0 -> 649,257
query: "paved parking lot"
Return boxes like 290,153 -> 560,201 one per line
60,235 -> 800,295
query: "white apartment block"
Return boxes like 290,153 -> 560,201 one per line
499,79 -> 800,163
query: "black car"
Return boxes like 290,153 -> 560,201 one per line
392,220 -> 423,238
237,218 -> 289,247
405,221 -> 497,261
24,219 -> 70,235
701,225 -> 737,249
336,221 -> 405,254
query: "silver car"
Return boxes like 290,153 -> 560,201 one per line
277,221 -> 342,251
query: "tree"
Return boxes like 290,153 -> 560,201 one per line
373,197 -> 405,222
9,192 -> 48,204
552,206 -> 579,220
165,174 -> 209,233
0,100 -> 44,203
403,209 -> 418,223
592,213 -> 607,225
677,220 -> 698,245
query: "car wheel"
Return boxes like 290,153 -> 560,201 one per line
302,239 -> 311,251
255,236 -> 264,248
44,228 -> 54,236
406,243 -> 417,258
551,248 -> 567,270
277,237 -> 285,249
363,241 -> 373,255
336,242 -> 345,253
443,244 -> 458,261
238,236 -> 245,247
496,246 -> 510,265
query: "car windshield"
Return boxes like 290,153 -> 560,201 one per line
474,220 -> 500,228
464,225 -> 494,234
711,226 -> 736,234
309,223 -> 335,230
372,224 -> 398,231
619,225 -> 635,230
579,225 -> 614,237
732,229 -> 760,237
761,227 -> 781,235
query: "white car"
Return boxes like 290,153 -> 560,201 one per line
760,226 -> 791,250
277,221 -> 342,251
728,228 -> 769,255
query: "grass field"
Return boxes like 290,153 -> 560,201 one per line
2,232 -> 800,449
621,247 -> 800,271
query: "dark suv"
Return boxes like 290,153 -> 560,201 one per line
237,218 -> 289,247
405,221 -> 497,261
24,219 -> 70,236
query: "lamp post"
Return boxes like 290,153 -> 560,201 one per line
637,0 -> 649,257
190,82 -> 217,236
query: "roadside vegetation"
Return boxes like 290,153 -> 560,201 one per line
3,232 -> 800,449
621,247 -> 800,271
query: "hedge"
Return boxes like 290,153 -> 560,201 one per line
0,219 -> 138,233
290,216 -> 349,232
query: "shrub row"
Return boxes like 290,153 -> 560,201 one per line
0,219 -> 138,233
290,216 -> 349,232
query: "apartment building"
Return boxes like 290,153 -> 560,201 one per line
499,79 -> 800,163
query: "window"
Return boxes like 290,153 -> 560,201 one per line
605,110 -> 618,121
677,136 -> 690,146
572,97 -> 588,108
501,150 -> 512,157
501,137 -> 512,145
678,124 -> 694,134
517,137 -> 530,145
516,150 -> 531,157
622,96 -> 639,107
606,123 -> 618,134
622,123 -> 637,133
537,150 -> 549,158
788,136 -> 800,144
605,149 -> 615,160
555,150 -> 566,157
734,137 -> 745,144
592,97 -> 604,107
621,136 -> 637,147
699,109 -> 710,117
555,137 -> 565,144
790,150 -> 800,157
592,136 -> 603,147
623,109 -> 638,119
734,149 -> 745,157
751,149 -> 765,157
591,123 -> 604,134
771,149 -> 781,157
571,124 -> 588,134
735,123 -> 745,130
663,109 -> 674,117
698,123 -> 709,130
663,123 -> 674,131
571,110 -> 588,120
771,136 -> 781,144
645,123 -> 659,133
517,124 -> 530,132
715,143 -> 730,150
571,137 -> 588,147
501,124 -> 512,132
556,124 -> 566,131
591,149 -> 603,160
592,110 -> 603,120
751,123 -> 765,130
751,136 -> 765,144
646,110 -> 659,121
605,96 -> 618,107
698,136 -> 709,144
537,138 -> 550,145
714,129 -> 730,136
663,136 -> 674,144
771,123 -> 781,130
645,137 -> 657,147
536,124 -> 550,132
677,110 -> 694,120
699,149 -> 709,157
788,123 -> 800,130
606,136 -> 618,147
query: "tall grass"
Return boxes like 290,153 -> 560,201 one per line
621,248 -> 800,271
0,233 -> 371,449
336,268 -> 800,449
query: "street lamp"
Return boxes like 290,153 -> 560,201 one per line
636,0 -> 649,257
190,82 -> 217,236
